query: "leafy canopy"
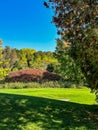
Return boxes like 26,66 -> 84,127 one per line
55,39 -> 85,84
45,0 -> 98,95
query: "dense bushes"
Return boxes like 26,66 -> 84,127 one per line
1,69 -> 84,89
0,81 -> 83,89
5,69 -> 61,82
0,81 -> 62,89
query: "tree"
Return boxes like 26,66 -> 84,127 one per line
55,39 -> 85,85
46,63 -> 55,72
46,0 -> 98,99
17,49 -> 28,69
0,39 -> 2,47
0,39 -> 3,68
0,41 -> 11,80
3,46 -> 12,68
21,48 -> 36,68
10,49 -> 18,70
32,51 -> 57,70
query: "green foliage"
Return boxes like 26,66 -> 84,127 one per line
0,68 -> 11,80
0,44 -> 57,71
0,80 -> 84,89
0,39 -> 3,67
2,46 -> 12,68
17,48 -> 36,68
47,0 -> 98,98
54,39 -> 85,84
0,41 -> 58,81
32,51 -> 57,69
0,39 -> 2,47
0,42 -> 11,80
46,63 -> 55,72
0,81 -> 65,89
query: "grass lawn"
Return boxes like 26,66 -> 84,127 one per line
0,88 -> 98,130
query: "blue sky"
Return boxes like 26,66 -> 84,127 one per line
0,0 -> 58,51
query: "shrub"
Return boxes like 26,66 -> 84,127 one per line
0,68 -> 11,80
0,81 -> 64,89
0,81 -> 84,89
5,69 -> 61,82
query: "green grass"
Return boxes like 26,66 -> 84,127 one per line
0,88 -> 98,130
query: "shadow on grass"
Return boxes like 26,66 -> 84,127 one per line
0,93 -> 98,130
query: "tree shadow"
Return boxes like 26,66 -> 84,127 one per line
0,93 -> 98,130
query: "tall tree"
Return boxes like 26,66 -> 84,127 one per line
33,51 -> 57,69
46,0 -> 98,98
0,39 -> 3,67
55,39 -> 85,84
0,41 -> 10,80
10,49 -> 18,70
0,40 -> 2,47
3,46 -> 12,68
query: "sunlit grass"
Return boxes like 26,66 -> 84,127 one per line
0,88 -> 97,130
0,88 -> 96,104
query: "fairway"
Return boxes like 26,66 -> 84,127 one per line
0,88 -> 98,130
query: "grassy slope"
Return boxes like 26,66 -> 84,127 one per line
0,88 -> 96,104
0,88 -> 98,130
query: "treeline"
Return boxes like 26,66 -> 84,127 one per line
2,47 -> 57,70
0,40 -> 57,79
0,40 -> 85,85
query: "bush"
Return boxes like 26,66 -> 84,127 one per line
0,80 -> 84,89
0,81 -> 64,89
0,68 -> 11,80
5,69 -> 61,82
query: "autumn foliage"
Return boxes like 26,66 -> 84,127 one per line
5,69 -> 61,82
